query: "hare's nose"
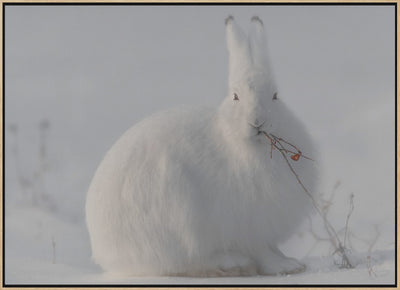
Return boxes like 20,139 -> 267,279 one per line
249,119 -> 265,132
254,118 -> 266,127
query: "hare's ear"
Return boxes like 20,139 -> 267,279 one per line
225,16 -> 252,87
249,16 -> 269,70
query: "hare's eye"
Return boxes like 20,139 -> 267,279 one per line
272,92 -> 278,100
233,93 -> 239,101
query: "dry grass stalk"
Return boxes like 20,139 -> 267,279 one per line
366,225 -> 380,277
262,131 -> 354,269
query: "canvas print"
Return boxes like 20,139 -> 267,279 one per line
4,4 -> 395,285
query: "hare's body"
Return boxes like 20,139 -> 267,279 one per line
86,16 -> 318,276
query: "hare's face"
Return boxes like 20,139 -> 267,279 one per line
223,71 -> 280,142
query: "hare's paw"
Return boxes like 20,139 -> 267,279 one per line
214,253 -> 258,276
177,253 -> 257,277
260,256 -> 305,276
196,265 -> 257,277
193,252 -> 257,277
258,247 -> 306,275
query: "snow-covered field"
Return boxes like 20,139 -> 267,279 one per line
5,205 -> 395,285
4,5 -> 396,285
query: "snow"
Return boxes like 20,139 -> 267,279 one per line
5,205 -> 395,285
4,5 -> 395,285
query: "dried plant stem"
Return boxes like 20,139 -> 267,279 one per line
262,131 -> 354,269
366,225 -> 380,277
343,193 -> 355,249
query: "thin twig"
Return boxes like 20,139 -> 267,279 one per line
270,133 -> 314,161
262,131 -> 354,269
366,225 -> 380,277
343,193 -> 355,249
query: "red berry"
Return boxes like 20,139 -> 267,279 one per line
291,154 -> 300,161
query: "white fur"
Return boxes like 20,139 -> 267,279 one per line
86,16 -> 318,276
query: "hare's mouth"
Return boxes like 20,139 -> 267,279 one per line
248,121 -> 265,137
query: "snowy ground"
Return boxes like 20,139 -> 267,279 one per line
5,205 -> 395,285
4,5 -> 396,286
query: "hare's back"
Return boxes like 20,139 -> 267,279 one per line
114,105 -> 215,160
87,106 -> 216,200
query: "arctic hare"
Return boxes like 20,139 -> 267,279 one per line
86,16 -> 317,277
